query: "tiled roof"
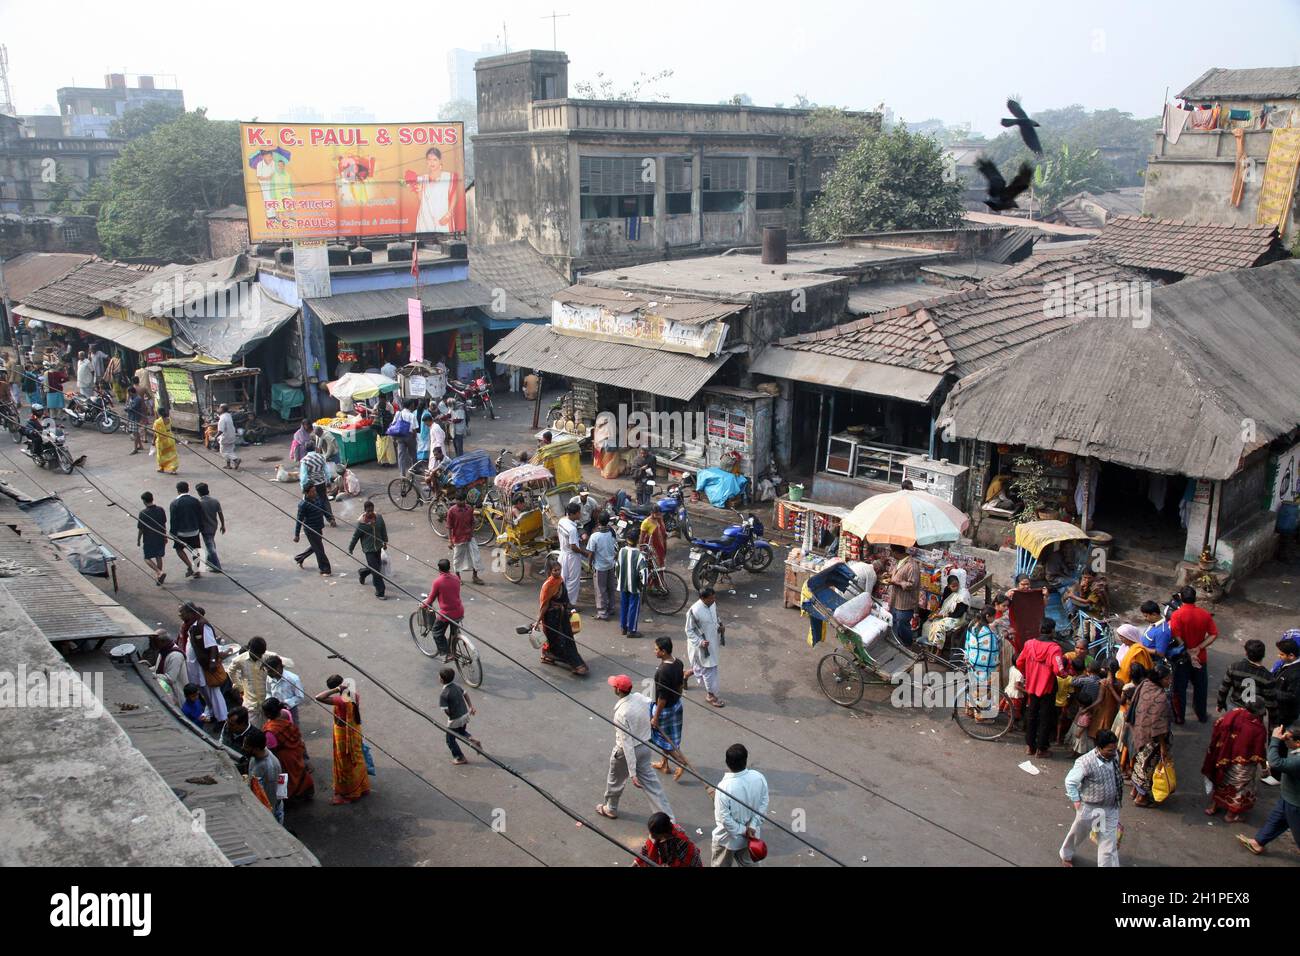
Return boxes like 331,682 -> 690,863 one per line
1178,66 -> 1300,101
0,252 -> 91,302
468,240 -> 570,320
1091,215 -> 1283,278
18,259 -> 153,318
776,302 -> 956,375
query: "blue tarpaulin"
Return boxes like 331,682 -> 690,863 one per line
695,468 -> 749,509
443,450 -> 496,487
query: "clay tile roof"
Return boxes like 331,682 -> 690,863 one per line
1090,215 -> 1283,278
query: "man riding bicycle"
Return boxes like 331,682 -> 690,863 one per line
424,557 -> 465,662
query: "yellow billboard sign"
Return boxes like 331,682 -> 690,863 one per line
239,122 -> 466,242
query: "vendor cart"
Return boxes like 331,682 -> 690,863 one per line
803,562 -> 952,707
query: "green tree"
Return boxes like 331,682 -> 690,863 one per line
46,171 -> 110,216
806,123 -> 962,238
110,101 -> 183,140
1031,142 -> 1117,212
984,104 -> 1158,186
96,109 -> 243,260
438,98 -> 477,180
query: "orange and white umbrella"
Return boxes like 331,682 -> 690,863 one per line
842,490 -> 971,547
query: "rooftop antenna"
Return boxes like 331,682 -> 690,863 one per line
0,45 -> 15,116
540,10 -> 569,50
502,21 -> 509,52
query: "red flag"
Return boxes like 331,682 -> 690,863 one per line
411,240 -> 419,279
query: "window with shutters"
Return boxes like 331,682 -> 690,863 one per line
665,156 -> 692,215
579,156 -> 656,220
756,158 -> 796,210
701,156 -> 745,213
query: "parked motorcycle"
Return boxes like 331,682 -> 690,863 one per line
447,375 -> 497,420
22,421 -> 79,474
66,390 -> 121,434
612,480 -> 693,540
687,512 -> 773,591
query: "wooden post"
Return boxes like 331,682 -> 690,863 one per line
1079,456 -> 1092,534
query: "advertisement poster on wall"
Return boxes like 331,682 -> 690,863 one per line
239,122 -> 466,241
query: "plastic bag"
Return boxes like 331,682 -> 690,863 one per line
1152,756 -> 1177,803
380,548 -> 391,577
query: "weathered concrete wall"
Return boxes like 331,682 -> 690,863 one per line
473,138 -> 571,257
0,595 -> 230,867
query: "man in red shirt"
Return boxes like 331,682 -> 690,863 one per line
1169,586 -> 1218,723
1016,620 -> 1066,758
445,491 -> 483,585
425,558 -> 465,661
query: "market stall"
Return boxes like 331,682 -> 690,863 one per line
398,361 -> 447,404
148,356 -> 237,434
320,372 -> 397,466
776,495 -> 851,608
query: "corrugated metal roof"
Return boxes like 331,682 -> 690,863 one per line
12,304 -> 170,353
306,280 -> 493,326
556,284 -> 743,326
1091,215 -> 1283,278
97,255 -> 254,316
489,323 -> 730,400
1178,66 -> 1300,100
750,346 -> 943,402
943,259 -> 1300,479
19,259 -> 153,318
0,252 -> 91,302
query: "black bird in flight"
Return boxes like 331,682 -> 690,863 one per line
976,159 -> 1034,211
1001,99 -> 1043,157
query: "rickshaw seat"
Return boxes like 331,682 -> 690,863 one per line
508,508 -> 544,542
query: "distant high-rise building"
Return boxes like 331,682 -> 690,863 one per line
56,73 -> 184,138
447,46 -> 498,104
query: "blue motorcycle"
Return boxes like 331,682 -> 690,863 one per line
688,512 -> 773,591
613,480 -> 693,541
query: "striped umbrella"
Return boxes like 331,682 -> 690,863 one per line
841,490 -> 971,547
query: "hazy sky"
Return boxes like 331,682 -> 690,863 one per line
2,0 -> 1297,135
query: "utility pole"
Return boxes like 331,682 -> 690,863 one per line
540,10 -> 569,50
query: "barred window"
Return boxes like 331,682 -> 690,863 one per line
701,157 -> 746,192
665,157 -> 693,194
756,158 -> 796,193
579,156 -> 655,196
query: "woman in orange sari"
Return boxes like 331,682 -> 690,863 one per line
314,675 -> 370,805
261,698 -> 315,801
536,561 -> 588,674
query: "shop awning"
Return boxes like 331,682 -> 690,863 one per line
305,280 -> 493,326
489,323 -> 730,401
328,315 -> 475,344
749,345 -> 944,404
168,287 -> 298,363
13,304 -> 170,353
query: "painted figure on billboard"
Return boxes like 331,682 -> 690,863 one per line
408,147 -> 466,233
337,155 -> 374,205
250,148 -> 294,221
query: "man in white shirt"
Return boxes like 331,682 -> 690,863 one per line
557,501 -> 589,609
216,403 -> 240,469
75,351 -> 95,398
595,674 -> 673,821
570,488 -> 599,536
263,654 -> 305,725
711,743 -> 769,867
685,586 -> 725,707
225,636 -> 293,724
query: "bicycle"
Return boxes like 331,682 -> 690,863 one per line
409,604 -> 483,688
387,459 -> 432,510
950,657 -> 1016,740
640,546 -> 688,616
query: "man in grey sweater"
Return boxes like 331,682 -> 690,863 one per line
1059,729 -> 1123,867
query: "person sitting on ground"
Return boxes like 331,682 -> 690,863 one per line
633,811 -> 702,868
181,683 -> 205,726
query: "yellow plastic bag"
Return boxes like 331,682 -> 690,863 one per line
1151,756 -> 1177,803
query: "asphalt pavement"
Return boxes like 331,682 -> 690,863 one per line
1,392 -> 1296,868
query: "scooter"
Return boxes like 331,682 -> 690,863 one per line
687,512 -> 773,591
22,422 -> 80,474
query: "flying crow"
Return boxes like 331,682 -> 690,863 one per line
976,159 -> 1034,211
1001,99 -> 1043,157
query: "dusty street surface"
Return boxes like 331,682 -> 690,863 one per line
2,392 -> 1296,868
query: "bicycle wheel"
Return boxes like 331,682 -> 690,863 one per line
644,569 -> 688,616
453,635 -> 483,688
409,608 -> 441,658
503,552 -> 525,583
817,652 -> 865,707
474,513 -> 497,546
428,500 -> 449,537
388,476 -> 419,510
952,677 -> 1014,740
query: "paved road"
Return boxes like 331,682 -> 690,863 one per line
2,396 -> 1296,868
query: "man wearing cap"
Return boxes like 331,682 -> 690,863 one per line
596,674 -> 673,821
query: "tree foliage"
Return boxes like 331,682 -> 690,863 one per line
439,98 -> 477,180
96,109 -> 243,260
806,123 -> 963,238
983,104 -> 1158,186
110,101 -> 184,140
1032,142 -> 1115,212
571,70 -> 674,101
